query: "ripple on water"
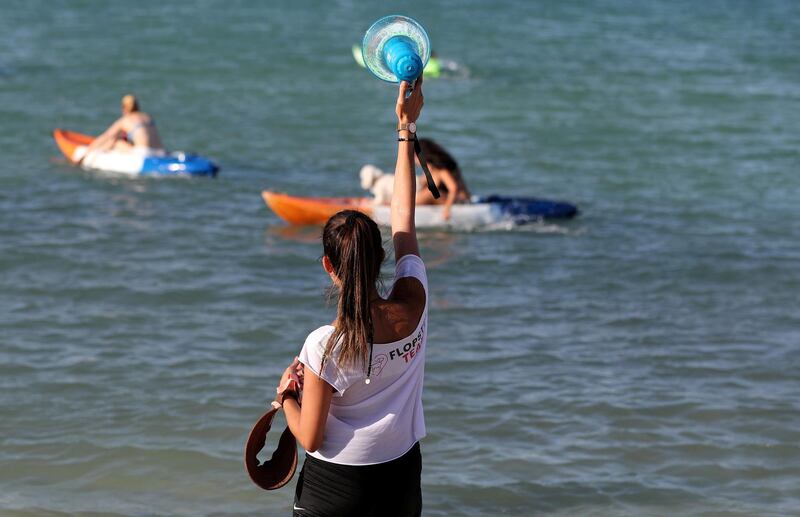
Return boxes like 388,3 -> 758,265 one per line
3,1 -> 800,515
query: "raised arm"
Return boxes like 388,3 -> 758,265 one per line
438,169 -> 460,221
392,77 -> 424,260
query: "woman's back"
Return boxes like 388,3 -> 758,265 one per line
298,255 -> 428,464
121,112 -> 163,149
372,273 -> 426,344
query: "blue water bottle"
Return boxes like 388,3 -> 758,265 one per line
360,15 -> 440,199
361,15 -> 431,83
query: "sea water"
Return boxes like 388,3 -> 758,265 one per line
1,1 -> 799,515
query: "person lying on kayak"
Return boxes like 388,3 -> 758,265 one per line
359,138 -> 471,220
82,94 -> 165,158
414,138 -> 471,220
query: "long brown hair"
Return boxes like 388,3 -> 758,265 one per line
322,210 -> 385,370
418,138 -> 470,196
418,138 -> 460,177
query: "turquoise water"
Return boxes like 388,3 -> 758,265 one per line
2,1 -> 800,515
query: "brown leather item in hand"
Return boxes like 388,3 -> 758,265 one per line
244,403 -> 298,490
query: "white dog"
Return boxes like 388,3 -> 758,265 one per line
359,164 -> 395,205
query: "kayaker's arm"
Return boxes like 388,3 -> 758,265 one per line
413,168 -> 458,220
392,77 -> 424,260
86,118 -> 124,154
414,175 -> 436,205
439,169 -> 460,221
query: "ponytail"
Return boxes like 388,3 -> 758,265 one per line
322,211 -> 385,371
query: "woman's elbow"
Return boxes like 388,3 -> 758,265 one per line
299,433 -> 324,453
301,440 -> 322,453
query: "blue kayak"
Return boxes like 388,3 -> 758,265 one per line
140,153 -> 219,176
473,195 -> 579,222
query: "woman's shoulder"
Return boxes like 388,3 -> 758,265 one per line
120,113 -> 141,126
305,324 -> 335,346
385,255 -> 427,334
299,325 -> 335,368
126,112 -> 151,122
394,254 -> 427,286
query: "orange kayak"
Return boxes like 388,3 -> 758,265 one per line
261,191 -> 373,225
262,191 -> 578,227
53,129 -> 93,162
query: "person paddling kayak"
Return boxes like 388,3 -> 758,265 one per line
81,94 -> 165,159
360,137 -> 471,220
413,138 -> 471,220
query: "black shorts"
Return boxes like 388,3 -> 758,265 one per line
292,442 -> 422,517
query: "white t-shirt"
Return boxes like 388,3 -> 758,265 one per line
298,254 -> 428,465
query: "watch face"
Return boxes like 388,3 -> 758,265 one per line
408,122 -> 417,133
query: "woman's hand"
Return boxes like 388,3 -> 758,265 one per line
395,75 -> 424,124
275,357 -> 303,405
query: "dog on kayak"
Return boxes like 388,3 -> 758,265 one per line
359,164 -> 394,205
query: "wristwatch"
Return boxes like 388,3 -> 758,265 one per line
397,122 -> 416,134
